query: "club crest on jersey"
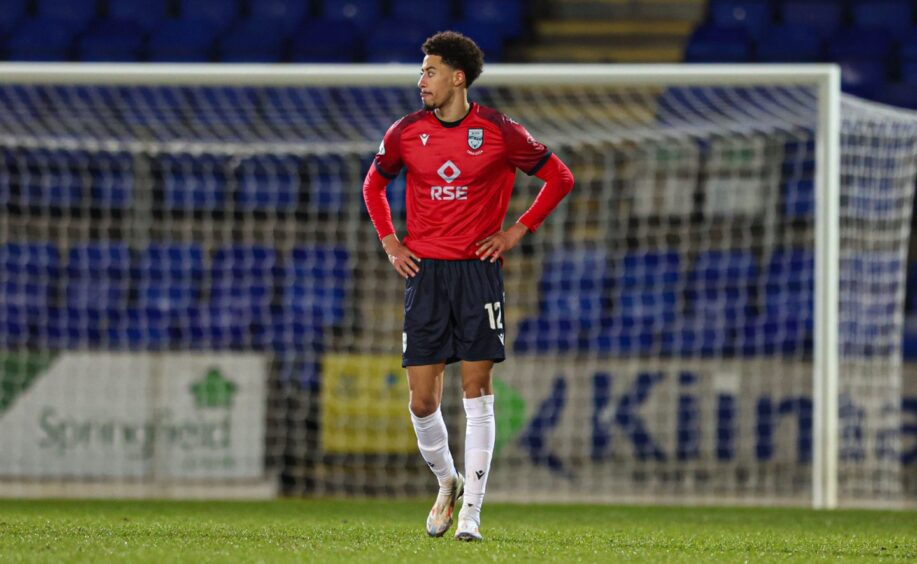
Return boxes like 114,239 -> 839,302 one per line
467,128 -> 484,150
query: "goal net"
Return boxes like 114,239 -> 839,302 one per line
0,64 -> 914,507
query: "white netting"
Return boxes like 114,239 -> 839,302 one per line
0,66 -> 914,506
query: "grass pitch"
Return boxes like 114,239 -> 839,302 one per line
0,499 -> 914,562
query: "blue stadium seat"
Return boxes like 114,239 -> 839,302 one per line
762,249 -> 814,319
0,242 -> 60,308
755,23 -> 823,62
365,20 -> 430,63
250,0 -> 308,33
90,152 -> 134,209
903,315 -> 917,360
606,250 -> 681,331
6,18 -> 79,61
108,0 -> 170,32
36,0 -> 97,28
710,0 -> 773,39
851,0 -> 913,39
236,154 -> 301,211
186,86 -> 261,132
290,20 -> 362,62
840,253 -> 902,357
685,250 -> 757,324
782,179 -> 815,218
828,28 -> 894,90
0,0 -> 27,36
158,153 -> 229,211
536,249 -> 610,332
259,311 -> 324,353
282,246 -> 350,325
210,245 -> 278,316
582,315 -> 658,356
106,306 -> 172,350
65,242 -> 131,314
661,319 -> 732,357
136,243 -> 204,312
684,24 -> 751,62
321,0 -> 380,32
179,0 -> 239,29
739,312 -> 810,356
880,83 -> 917,110
901,31 -> 917,85
176,305 -> 250,349
390,0 -> 452,32
460,0 -> 524,39
216,18 -> 289,63
76,19 -> 146,62
15,149 -> 83,208
513,317 -> 584,354
148,19 -> 218,62
452,20 -> 505,60
305,155 -> 349,213
780,0 -> 844,38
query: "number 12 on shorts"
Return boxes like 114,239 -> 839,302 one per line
484,302 -> 503,330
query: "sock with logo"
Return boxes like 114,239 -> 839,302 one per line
410,406 -> 458,493
462,394 -> 495,522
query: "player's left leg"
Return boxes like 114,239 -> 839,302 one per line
455,360 -> 494,542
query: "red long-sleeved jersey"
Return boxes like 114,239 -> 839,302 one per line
363,102 -> 574,260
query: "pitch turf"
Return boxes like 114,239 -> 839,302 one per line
0,499 -> 913,562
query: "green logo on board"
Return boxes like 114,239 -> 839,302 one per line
190,368 -> 237,409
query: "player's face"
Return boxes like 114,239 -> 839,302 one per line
418,55 -> 460,111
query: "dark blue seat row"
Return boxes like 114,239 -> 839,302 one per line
515,248 -> 904,358
0,0 -> 523,63
0,242 -> 349,351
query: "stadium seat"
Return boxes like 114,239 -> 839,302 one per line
90,152 -> 134,209
390,0 -> 452,32
782,179 -> 815,218
14,149 -> 83,208
780,0 -> 844,38
661,319 -> 732,357
289,20 -> 363,62
684,24 -> 751,62
762,249 -> 814,320
36,0 -> 98,28
365,20 -> 431,63
250,0 -> 309,33
108,0 -> 170,32
305,154 -> 350,213
236,154 -> 301,211
582,315 -> 658,356
260,311 -> 324,353
755,24 -> 823,62
900,31 -> 917,85
106,306 -> 172,350
209,245 -> 278,316
513,317 -> 583,354
608,250 -> 681,328
216,18 -> 289,63
684,250 -> 757,325
158,153 -> 229,211
460,0 -> 524,39
880,82 -> 917,110
709,0 -> 773,39
320,0 -> 380,32
136,243 -> 205,312
281,245 -> 350,325
0,0 -> 27,36
537,248 -> 610,324
6,18 -> 79,61
147,19 -> 219,62
76,19 -> 146,62
850,0 -> 913,39
176,304 -> 250,349
828,28 -> 894,91
65,242 -> 132,315
839,253 -> 902,357
452,20 -> 505,60
179,0 -> 239,29
0,242 -> 60,309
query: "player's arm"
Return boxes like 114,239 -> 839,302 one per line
475,118 -> 575,262
362,121 -> 420,279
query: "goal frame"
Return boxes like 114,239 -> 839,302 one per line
0,63 -> 842,508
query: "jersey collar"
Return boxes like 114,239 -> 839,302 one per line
433,102 -> 475,128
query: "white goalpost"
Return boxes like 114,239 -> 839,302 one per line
0,63 -> 914,508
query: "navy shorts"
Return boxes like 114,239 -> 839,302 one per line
402,259 -> 506,367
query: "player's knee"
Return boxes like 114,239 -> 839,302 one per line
409,397 -> 439,418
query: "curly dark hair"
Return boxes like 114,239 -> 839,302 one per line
422,31 -> 485,87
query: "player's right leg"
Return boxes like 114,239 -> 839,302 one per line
408,364 -> 464,537
403,260 -> 462,537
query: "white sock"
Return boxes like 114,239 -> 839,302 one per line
410,406 -> 457,492
462,394 -> 495,522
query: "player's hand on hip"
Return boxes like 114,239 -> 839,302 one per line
382,235 -> 421,278
475,223 -> 528,263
